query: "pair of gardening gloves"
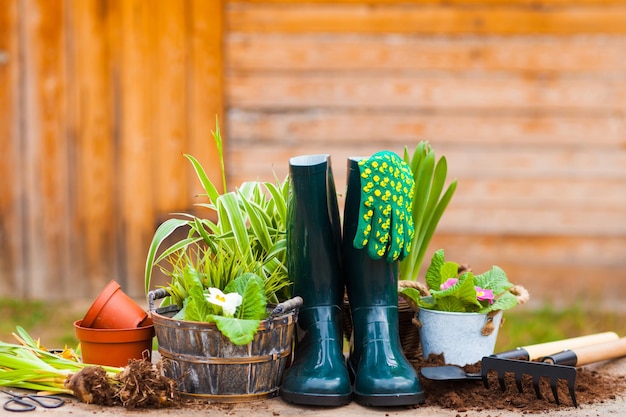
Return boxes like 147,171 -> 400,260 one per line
354,151 -> 415,263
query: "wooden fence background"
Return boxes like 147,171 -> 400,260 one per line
1,0 -> 625,304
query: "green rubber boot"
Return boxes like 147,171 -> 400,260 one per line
342,156 -> 425,407
279,155 -> 352,406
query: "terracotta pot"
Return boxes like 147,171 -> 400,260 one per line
74,319 -> 155,367
81,280 -> 148,329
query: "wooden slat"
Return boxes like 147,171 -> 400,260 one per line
151,0 -> 189,213
21,0 -> 71,298
227,35 -> 626,75
226,74 -> 625,112
114,0 -> 157,297
227,141 -> 626,206
428,234 -> 626,302
0,0 -> 24,297
226,143 -> 626,181
437,206 -> 626,235
225,143 -> 626,234
449,178 -> 626,210
187,0 -> 226,197
227,3 -> 626,35
67,0 -> 118,296
430,234 -> 626,268
228,111 -> 625,148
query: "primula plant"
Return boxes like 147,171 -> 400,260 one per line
400,249 -> 519,313
172,272 -> 268,345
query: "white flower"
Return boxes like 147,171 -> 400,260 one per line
205,288 -> 243,317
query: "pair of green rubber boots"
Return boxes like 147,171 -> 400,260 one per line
279,154 -> 425,407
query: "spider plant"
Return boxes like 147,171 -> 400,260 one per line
144,120 -> 291,309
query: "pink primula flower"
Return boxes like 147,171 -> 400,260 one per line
475,286 -> 494,303
440,278 -> 458,290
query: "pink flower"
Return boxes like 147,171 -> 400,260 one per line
440,278 -> 458,290
475,286 -> 494,303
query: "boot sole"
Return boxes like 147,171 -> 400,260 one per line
280,390 -> 352,407
353,391 -> 425,407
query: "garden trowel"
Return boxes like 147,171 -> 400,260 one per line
420,331 -> 618,382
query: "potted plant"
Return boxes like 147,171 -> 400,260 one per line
400,249 -> 529,366
144,120 -> 300,401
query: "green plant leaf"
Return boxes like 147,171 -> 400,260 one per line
225,273 -> 267,320
212,117 -> 228,194
184,154 -> 220,204
239,190 -> 272,253
455,273 -> 481,308
439,261 -> 460,283
183,284 -> 212,322
212,316 -> 260,346
145,218 -> 192,293
264,180 -> 288,225
482,291 -> 519,313
425,249 -> 446,290
217,192 -> 251,257
153,236 -> 203,265
474,266 -> 513,296
400,287 -> 431,309
432,295 -> 466,312
430,272 -> 480,311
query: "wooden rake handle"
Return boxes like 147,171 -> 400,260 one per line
543,336 -> 626,366
497,331 -> 619,361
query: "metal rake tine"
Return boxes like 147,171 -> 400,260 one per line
482,373 -> 490,390
532,374 -> 543,401
497,369 -> 507,392
550,376 -> 561,406
568,377 -> 578,408
514,371 -> 524,393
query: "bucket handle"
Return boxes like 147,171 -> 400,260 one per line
147,288 -> 176,314
270,296 -> 303,318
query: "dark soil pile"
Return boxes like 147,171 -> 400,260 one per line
411,353 -> 626,412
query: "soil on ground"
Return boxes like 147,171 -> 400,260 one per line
411,353 -> 626,413
64,354 -> 626,413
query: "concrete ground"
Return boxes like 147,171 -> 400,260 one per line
8,357 -> 626,417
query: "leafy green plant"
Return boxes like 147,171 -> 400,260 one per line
144,119 -> 291,345
173,272 -> 268,345
399,142 -> 457,281
400,249 -> 520,313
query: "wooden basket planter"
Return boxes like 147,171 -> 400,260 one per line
148,289 -> 302,402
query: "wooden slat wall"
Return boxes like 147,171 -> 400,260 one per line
0,0 -> 224,299
224,0 -> 626,302
1,0 -> 625,303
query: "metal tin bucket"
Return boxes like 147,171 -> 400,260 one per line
418,308 -> 503,366
148,289 -> 301,402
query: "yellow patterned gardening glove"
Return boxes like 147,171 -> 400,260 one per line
353,151 -> 415,262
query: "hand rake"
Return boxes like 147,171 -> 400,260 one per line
481,336 -> 626,407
